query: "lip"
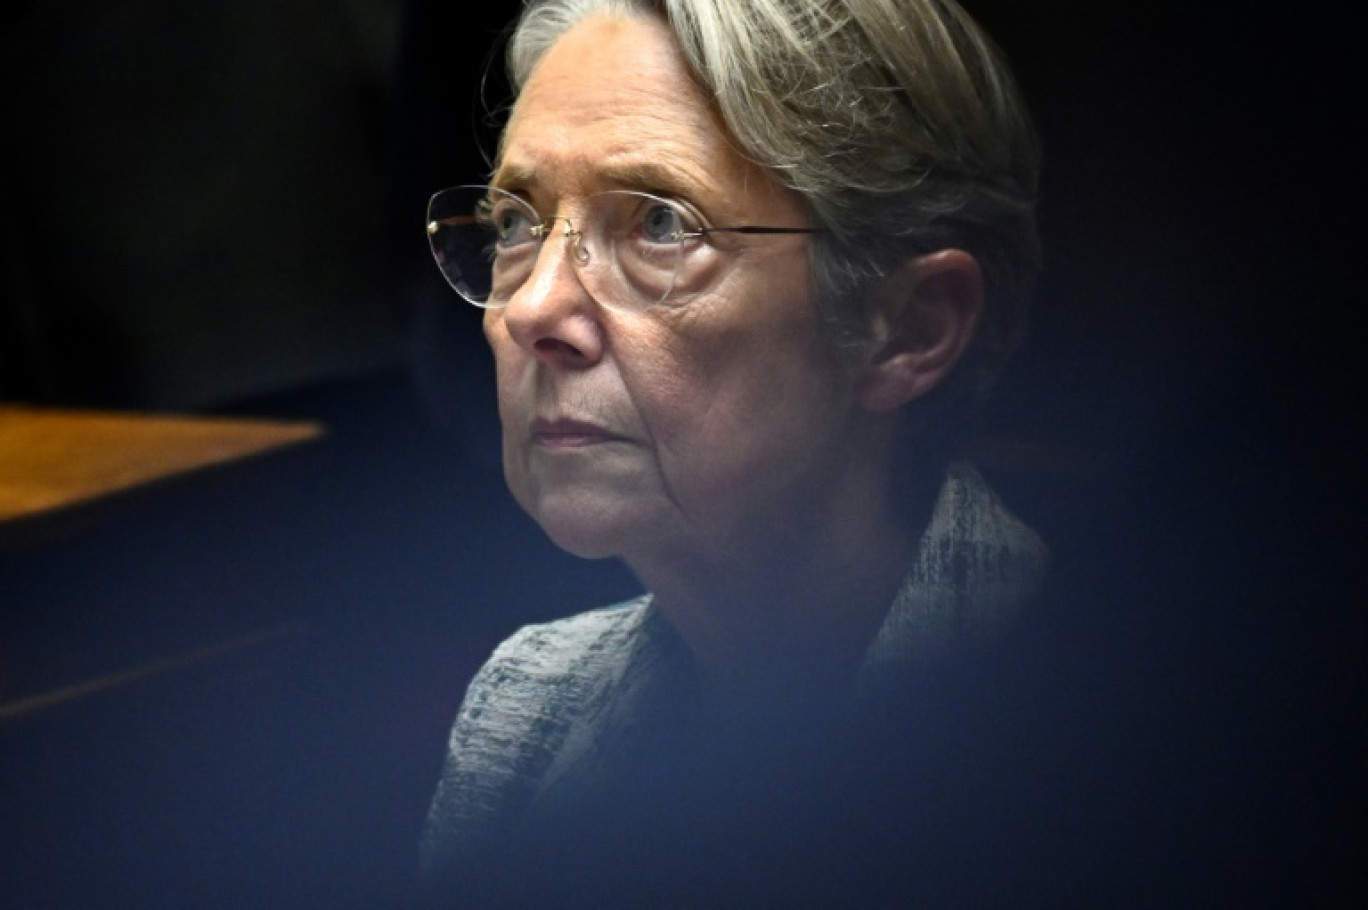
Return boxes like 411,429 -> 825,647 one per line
529,417 -> 625,449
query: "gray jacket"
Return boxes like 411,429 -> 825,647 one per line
420,462 -> 1047,893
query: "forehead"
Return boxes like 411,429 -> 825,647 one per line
496,13 -> 795,215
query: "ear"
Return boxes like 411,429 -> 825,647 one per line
855,249 -> 984,413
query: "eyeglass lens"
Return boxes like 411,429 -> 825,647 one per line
427,186 -> 698,310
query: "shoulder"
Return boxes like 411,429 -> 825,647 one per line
478,595 -> 654,680
419,596 -> 654,881
452,597 -> 657,741
437,594 -> 655,777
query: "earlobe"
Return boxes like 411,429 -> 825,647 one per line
855,249 -> 984,413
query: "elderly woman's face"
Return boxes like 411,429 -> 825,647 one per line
485,13 -> 874,566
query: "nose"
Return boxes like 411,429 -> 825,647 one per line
497,219 -> 605,369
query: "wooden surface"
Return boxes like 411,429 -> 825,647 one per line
0,405 -> 323,521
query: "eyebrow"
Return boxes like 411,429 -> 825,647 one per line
492,158 -> 701,202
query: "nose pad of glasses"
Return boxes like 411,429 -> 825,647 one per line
565,227 -> 590,265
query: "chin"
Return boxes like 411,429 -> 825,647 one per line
540,527 -> 621,560
519,490 -> 646,561
533,512 -> 633,560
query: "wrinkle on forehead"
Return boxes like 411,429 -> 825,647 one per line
492,11 -> 791,218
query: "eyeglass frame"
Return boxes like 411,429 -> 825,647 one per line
426,184 -> 822,311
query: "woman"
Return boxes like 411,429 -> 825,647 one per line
421,0 -> 1045,903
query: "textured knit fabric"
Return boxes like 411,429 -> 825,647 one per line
419,462 -> 1046,900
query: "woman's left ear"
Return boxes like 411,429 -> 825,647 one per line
855,249 -> 984,413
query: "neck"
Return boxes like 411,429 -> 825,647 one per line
630,466 -> 928,701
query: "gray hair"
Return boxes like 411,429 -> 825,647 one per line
504,0 -> 1040,410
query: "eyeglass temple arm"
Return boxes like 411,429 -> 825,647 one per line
702,226 -> 823,236
428,216 -> 819,240
427,215 -> 477,234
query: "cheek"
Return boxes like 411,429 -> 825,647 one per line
483,316 -> 523,417
481,308 -> 501,349
481,317 -> 533,496
630,296 -> 849,502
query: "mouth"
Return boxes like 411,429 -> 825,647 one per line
529,417 -> 625,449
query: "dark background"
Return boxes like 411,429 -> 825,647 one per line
2,1 -> 1362,906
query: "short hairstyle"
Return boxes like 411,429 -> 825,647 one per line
504,0 -> 1040,425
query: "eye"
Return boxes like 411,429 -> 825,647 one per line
639,201 -> 690,243
480,197 -> 539,247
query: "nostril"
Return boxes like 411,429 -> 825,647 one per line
533,337 -> 585,359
